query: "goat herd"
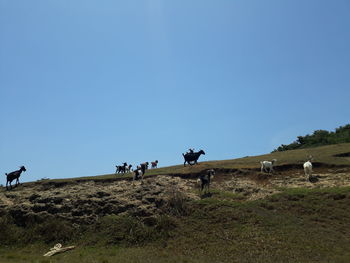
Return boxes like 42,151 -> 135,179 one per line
3,152 -> 315,194
2,149 -> 206,191
115,161 -> 158,181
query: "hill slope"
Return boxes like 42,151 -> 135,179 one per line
1,143 -> 350,263
55,142 -> 350,182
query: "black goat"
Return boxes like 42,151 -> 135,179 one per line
198,169 -> 215,194
5,166 -> 26,190
182,150 -> 205,166
115,162 -> 128,174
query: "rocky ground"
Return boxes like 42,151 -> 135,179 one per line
0,175 -> 200,225
1,166 -> 350,225
213,167 -> 350,200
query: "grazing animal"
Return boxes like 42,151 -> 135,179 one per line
182,150 -> 205,166
151,160 -> 158,169
115,162 -> 128,174
198,169 -> 215,194
260,159 -> 277,173
5,166 -> 26,190
133,166 -> 144,181
140,162 -> 149,175
303,156 -> 313,180
303,160 -> 313,179
125,164 -> 133,173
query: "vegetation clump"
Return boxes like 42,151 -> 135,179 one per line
86,214 -> 176,246
273,124 -> 350,152
0,212 -> 176,247
0,214 -> 76,245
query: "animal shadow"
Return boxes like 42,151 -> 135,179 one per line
200,192 -> 213,199
308,175 -> 320,183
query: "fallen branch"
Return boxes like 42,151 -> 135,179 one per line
43,243 -> 76,257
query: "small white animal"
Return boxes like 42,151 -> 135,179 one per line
303,160 -> 313,179
125,164 -> 133,173
260,159 -> 277,173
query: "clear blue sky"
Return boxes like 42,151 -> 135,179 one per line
1,1 -> 349,182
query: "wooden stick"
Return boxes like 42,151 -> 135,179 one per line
43,244 -> 76,257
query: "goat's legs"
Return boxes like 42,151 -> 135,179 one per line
305,170 -> 311,181
199,182 -> 205,196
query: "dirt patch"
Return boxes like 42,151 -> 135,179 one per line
212,168 -> 350,201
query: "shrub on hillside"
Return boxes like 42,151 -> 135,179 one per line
162,188 -> 191,216
0,215 -> 24,245
23,218 -> 77,244
273,124 -> 350,152
0,213 -> 77,245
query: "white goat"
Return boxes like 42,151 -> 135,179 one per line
303,155 -> 314,180
260,159 -> 277,173
303,160 -> 313,180
125,164 -> 132,173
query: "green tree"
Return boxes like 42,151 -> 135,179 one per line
273,124 -> 350,152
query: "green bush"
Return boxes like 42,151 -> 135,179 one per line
0,215 -> 24,245
0,214 -> 77,245
162,189 -> 191,216
23,218 -> 77,244
273,124 -> 350,152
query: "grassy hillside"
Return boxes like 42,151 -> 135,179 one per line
1,143 -> 350,263
1,187 -> 350,263
52,143 -> 350,183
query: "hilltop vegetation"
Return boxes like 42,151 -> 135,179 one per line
273,124 -> 350,152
